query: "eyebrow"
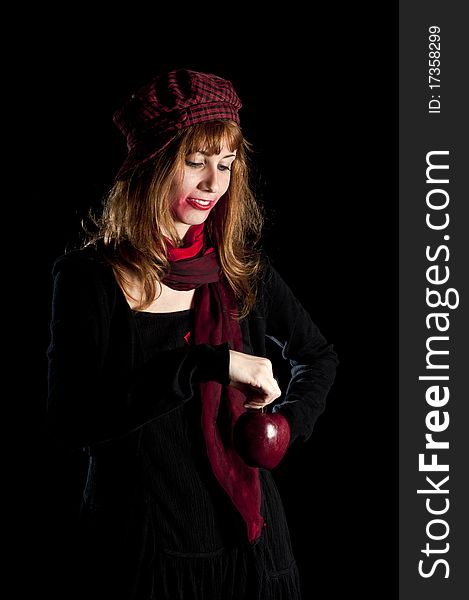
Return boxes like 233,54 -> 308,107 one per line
196,151 -> 236,159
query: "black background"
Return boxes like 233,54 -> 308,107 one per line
16,8 -> 397,600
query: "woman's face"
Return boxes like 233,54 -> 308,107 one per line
169,142 -> 237,238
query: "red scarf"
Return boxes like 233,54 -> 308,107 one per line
163,224 -> 264,544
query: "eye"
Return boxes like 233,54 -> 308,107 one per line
185,160 -> 203,168
218,164 -> 232,172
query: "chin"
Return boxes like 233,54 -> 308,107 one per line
182,212 -> 211,226
185,216 -> 208,228
172,204 -> 216,234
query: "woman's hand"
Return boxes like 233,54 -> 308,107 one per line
228,350 -> 281,409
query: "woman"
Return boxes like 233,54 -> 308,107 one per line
47,69 -> 338,600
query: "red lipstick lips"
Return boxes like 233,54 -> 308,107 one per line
186,197 -> 215,211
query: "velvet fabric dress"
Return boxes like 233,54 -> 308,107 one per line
47,246 -> 338,599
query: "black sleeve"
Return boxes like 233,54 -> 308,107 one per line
46,255 -> 230,449
262,261 -> 339,445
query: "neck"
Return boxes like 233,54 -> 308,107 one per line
174,223 -> 192,240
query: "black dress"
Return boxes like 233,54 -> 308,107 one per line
47,248 -> 338,600
92,308 -> 300,599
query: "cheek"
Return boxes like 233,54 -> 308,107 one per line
172,197 -> 189,217
220,173 -> 232,195
169,180 -> 190,207
180,170 -> 199,193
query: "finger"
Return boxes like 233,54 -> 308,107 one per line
243,391 -> 269,408
272,379 -> 281,397
245,385 -> 273,402
251,375 -> 280,395
243,401 -> 266,409
244,390 -> 280,409
244,399 -> 275,409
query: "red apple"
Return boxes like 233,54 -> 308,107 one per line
233,409 -> 291,470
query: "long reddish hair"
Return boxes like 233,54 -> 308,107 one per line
85,120 -> 264,317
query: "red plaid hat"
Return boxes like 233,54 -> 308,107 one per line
113,69 -> 242,179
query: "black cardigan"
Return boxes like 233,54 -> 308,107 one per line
47,246 -> 338,451
46,246 -> 338,598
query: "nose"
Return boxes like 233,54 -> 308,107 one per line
198,165 -> 219,194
